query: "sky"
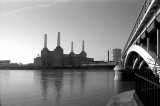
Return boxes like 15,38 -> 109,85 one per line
0,0 -> 144,64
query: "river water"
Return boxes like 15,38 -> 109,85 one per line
0,69 -> 135,106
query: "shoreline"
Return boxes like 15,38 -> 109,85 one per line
0,65 -> 115,70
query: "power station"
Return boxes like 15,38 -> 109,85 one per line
34,32 -> 94,67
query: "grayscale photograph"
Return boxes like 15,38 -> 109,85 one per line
0,0 -> 160,106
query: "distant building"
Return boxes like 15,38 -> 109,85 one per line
0,60 -> 10,67
10,63 -> 19,67
112,48 -> 121,62
0,60 -> 21,68
34,32 -> 94,67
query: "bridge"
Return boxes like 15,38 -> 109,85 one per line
120,0 -> 160,71
115,0 -> 160,105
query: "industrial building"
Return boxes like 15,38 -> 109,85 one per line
34,32 -> 94,67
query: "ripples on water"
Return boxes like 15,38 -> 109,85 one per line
0,69 -> 135,106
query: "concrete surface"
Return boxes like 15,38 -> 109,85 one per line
107,90 -> 135,106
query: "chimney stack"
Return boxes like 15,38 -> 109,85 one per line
108,50 -> 109,62
82,40 -> 84,51
57,32 -> 60,46
44,34 -> 47,48
71,41 -> 73,52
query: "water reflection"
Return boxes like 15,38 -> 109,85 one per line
68,71 -> 87,93
52,71 -> 64,105
39,70 -> 64,105
39,70 -> 87,105
0,71 -> 2,106
69,71 -> 74,93
79,71 -> 86,92
40,71 -> 49,101
0,90 -> 1,106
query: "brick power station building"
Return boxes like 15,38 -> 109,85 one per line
34,32 -> 94,67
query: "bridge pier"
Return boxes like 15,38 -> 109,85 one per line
114,66 -> 135,81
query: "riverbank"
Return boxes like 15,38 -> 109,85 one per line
0,65 -> 115,70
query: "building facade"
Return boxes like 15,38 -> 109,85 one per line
112,48 -> 121,62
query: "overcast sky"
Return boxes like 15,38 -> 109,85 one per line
0,0 -> 144,64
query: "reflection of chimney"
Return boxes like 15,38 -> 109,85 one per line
108,50 -> 109,62
57,32 -> 60,46
44,34 -> 47,48
82,40 -> 84,51
71,41 -> 73,52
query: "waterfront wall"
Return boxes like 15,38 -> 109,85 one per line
0,65 -> 115,70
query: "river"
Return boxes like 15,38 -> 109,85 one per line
0,69 -> 135,106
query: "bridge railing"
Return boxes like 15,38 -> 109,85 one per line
135,69 -> 160,106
